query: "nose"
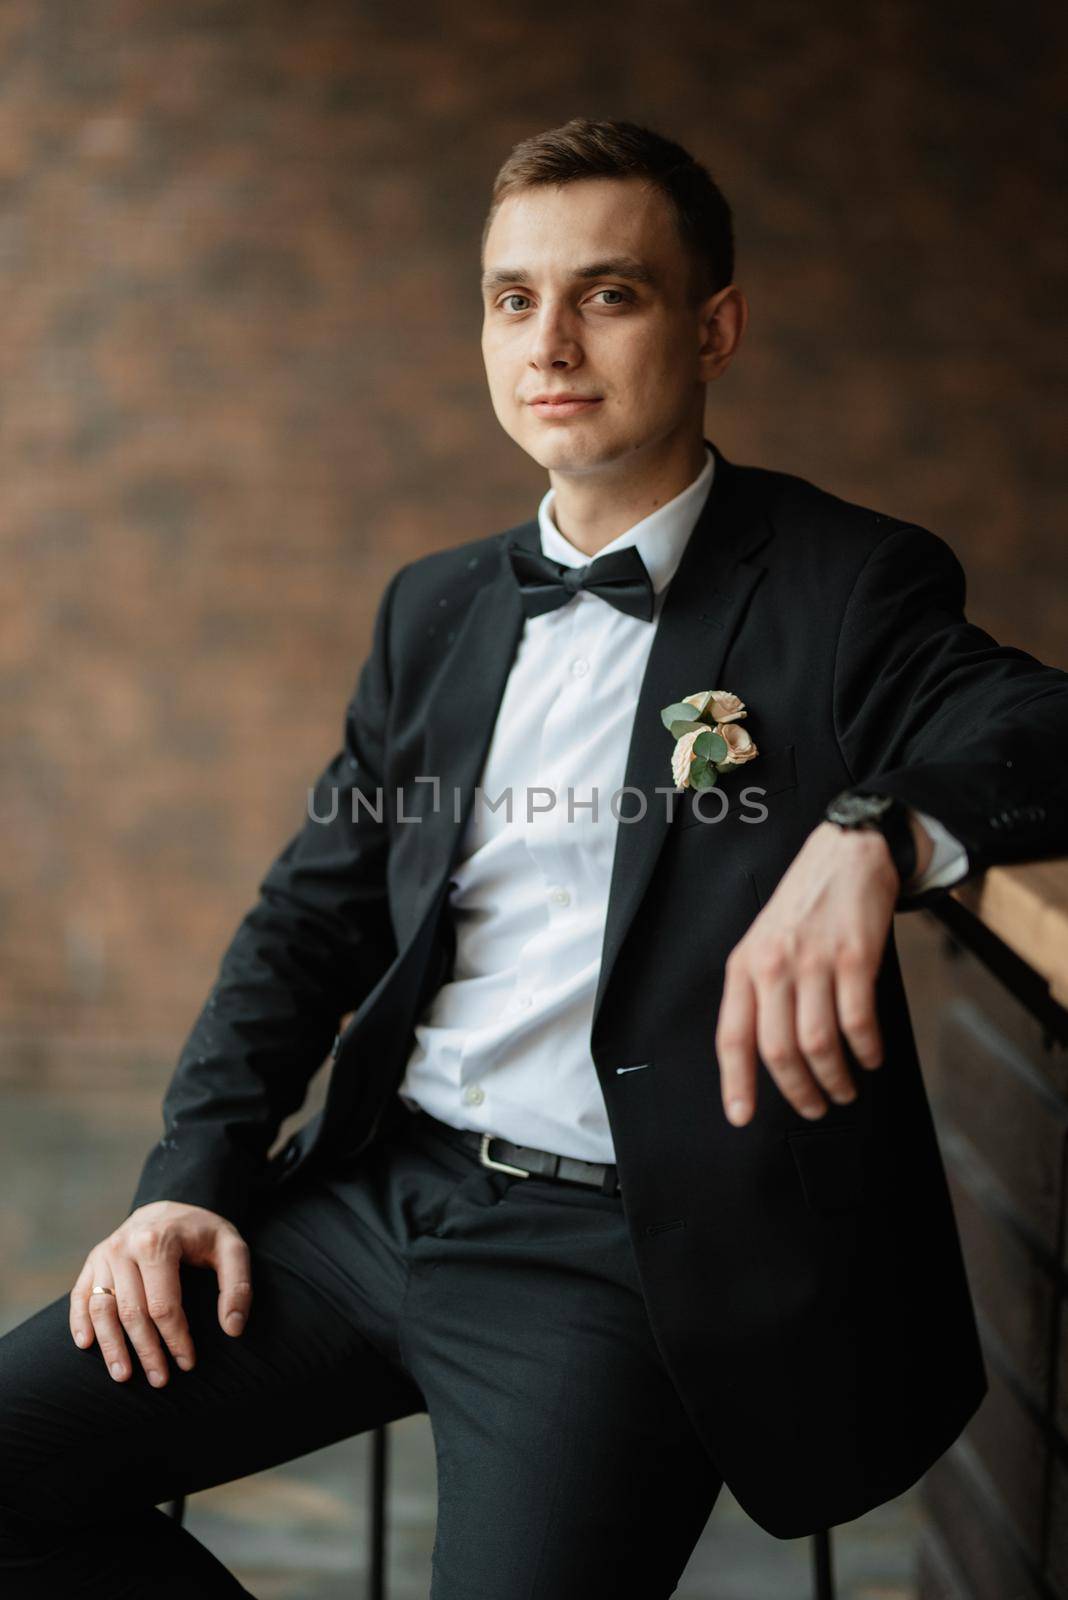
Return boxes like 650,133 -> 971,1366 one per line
528,303 -> 582,372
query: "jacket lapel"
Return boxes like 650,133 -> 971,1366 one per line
589,443 -> 775,1042
414,524 -> 530,904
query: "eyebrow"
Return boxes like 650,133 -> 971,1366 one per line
480,256 -> 658,294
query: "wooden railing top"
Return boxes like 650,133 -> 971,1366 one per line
950,860 -> 1068,1008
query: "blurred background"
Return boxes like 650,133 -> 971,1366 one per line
2,1 -> 1065,1596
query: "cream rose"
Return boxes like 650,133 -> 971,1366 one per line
671,727 -> 705,789
682,689 -> 746,724
717,722 -> 759,765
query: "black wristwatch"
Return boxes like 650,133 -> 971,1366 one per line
823,791 -> 918,889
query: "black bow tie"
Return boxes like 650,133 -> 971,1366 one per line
507,542 -> 655,623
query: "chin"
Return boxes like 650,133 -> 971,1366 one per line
514,419 -> 620,474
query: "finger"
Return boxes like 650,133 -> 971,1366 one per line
834,945 -> 884,1070
795,965 -> 857,1105
70,1257 -> 99,1352
110,1256 -> 172,1388
214,1232 -> 253,1336
753,959 -> 827,1120
716,954 -> 759,1126
86,1271 -> 132,1382
139,1254 -> 197,1373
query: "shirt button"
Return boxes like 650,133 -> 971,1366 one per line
462,1085 -> 485,1106
570,658 -> 589,677
549,886 -> 571,906
515,993 -> 533,1009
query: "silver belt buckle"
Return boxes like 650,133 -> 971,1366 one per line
479,1133 -> 531,1178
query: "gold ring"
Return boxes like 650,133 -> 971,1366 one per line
90,1284 -> 116,1297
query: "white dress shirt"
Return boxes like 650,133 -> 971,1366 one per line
396,447 -> 968,1160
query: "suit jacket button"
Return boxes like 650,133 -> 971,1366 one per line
283,1143 -> 299,1167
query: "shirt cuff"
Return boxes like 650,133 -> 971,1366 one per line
905,807 -> 971,893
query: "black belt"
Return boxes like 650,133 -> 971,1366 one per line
405,1106 -> 622,1197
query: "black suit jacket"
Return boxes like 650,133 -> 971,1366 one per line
130,438 -> 1068,1536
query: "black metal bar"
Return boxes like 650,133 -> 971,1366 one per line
368,1424 -> 388,1600
811,1528 -> 835,1600
929,899 -> 1068,1045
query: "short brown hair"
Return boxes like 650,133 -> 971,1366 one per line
482,117 -> 735,303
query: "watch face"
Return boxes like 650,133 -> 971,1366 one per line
826,792 -> 894,826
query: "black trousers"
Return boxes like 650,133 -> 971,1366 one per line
0,1099 -> 723,1598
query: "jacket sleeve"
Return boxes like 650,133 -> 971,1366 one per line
126,562 -> 408,1229
832,521 -> 1068,912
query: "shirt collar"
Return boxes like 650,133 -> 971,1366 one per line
535,444 -> 715,596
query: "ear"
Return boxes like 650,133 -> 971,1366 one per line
698,285 -> 748,381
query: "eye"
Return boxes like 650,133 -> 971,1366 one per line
495,287 -> 632,314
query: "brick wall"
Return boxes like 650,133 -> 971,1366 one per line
4,1 -> 1065,1067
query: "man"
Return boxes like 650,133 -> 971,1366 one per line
2,117 -> 1066,1598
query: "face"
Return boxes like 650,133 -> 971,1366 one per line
480,176 -> 739,477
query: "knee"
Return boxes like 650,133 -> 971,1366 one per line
0,1296 -> 81,1514
0,1326 -> 90,1572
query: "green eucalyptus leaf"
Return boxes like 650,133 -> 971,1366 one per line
689,760 -> 718,791
694,729 -> 728,763
669,718 -> 705,741
661,701 -> 699,732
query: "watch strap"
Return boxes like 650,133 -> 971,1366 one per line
875,796 -> 919,889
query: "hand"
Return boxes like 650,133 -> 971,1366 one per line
715,816 -> 930,1126
69,1201 -> 252,1388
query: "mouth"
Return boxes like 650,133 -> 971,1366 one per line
527,396 -> 603,419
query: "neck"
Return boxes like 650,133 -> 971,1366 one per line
547,429 -> 709,559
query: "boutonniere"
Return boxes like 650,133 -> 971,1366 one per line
660,690 -> 760,791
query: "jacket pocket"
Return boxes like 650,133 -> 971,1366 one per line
676,743 -> 798,829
